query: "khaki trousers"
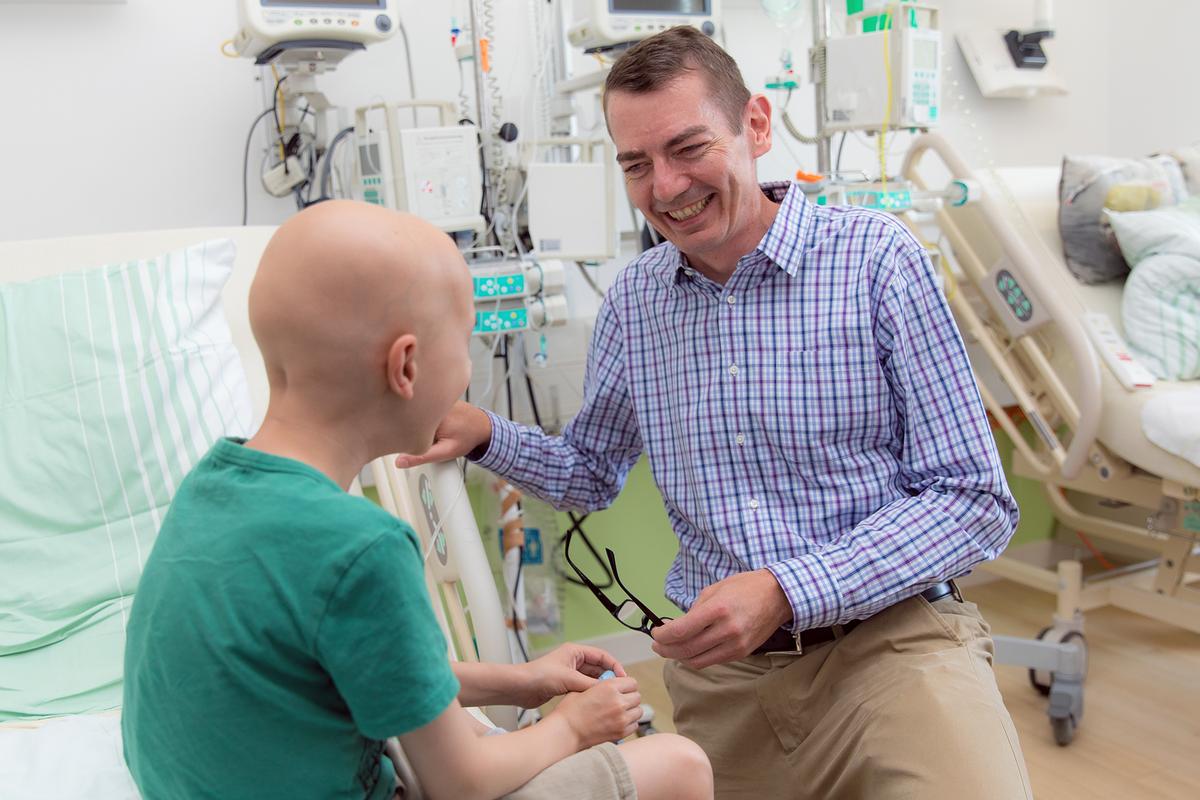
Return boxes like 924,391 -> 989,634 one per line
664,595 -> 1033,800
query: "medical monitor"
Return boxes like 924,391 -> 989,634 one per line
568,0 -> 720,51
232,0 -> 397,63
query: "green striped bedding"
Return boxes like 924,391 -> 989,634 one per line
0,239 -> 252,720
1112,196 -> 1200,381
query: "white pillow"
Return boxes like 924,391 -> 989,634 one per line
0,239 -> 253,721
1111,196 -> 1200,380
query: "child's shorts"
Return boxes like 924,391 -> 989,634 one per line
503,742 -> 635,800
392,741 -> 635,800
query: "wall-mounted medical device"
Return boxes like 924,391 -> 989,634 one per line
821,3 -> 942,133
470,260 -> 569,336
232,0 -> 396,65
524,138 -> 618,262
567,0 -> 721,52
955,0 -> 1065,99
354,101 -> 486,234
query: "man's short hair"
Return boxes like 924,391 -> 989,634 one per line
603,26 -> 752,133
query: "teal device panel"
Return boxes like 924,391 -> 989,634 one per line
474,273 -> 526,300
475,307 -> 528,334
996,269 -> 1033,322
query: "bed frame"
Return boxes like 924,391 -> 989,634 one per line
899,134 -> 1200,744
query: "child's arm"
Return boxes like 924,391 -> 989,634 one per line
453,643 -> 626,709
400,676 -> 642,800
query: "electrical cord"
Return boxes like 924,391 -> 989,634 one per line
241,108 -> 276,225
319,126 -> 357,201
512,546 -> 531,663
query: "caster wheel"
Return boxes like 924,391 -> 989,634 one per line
1052,715 -> 1076,746
1028,626 -> 1053,696
1029,629 -> 1087,697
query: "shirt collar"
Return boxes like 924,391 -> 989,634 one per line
650,181 -> 816,288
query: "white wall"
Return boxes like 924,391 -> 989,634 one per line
1105,0 -> 1200,156
0,0 -> 542,241
1,0 -> 1192,243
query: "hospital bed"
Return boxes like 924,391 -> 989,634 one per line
900,134 -> 1200,745
0,227 -> 513,797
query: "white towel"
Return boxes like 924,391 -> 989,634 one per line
0,713 -> 138,799
1141,388 -> 1200,468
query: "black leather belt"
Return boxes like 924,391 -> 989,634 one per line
751,580 -> 963,656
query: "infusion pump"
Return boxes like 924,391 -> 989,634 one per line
568,0 -> 720,51
232,0 -> 397,62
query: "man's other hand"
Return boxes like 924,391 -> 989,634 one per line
650,569 -> 792,669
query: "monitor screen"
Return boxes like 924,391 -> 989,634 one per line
914,39 -> 938,71
261,1 -> 385,8
610,1 -> 710,15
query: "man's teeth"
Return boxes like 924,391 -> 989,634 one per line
666,196 -> 711,221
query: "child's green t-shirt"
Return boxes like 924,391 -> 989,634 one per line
122,438 -> 459,799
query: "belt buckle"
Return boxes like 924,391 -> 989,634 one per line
765,631 -> 804,657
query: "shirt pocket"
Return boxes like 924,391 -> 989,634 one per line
758,347 -> 890,469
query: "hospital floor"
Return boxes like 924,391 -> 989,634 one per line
620,579 -> 1200,800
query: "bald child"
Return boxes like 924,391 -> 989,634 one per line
121,202 -> 711,800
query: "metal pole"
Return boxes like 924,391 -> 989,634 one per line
468,0 -> 494,218
811,0 -> 832,174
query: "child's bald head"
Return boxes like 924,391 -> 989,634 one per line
249,201 -> 474,457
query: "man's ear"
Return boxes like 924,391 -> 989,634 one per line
745,94 -> 772,159
386,333 -> 419,400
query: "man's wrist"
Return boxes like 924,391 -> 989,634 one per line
466,407 -> 500,463
757,568 -> 794,630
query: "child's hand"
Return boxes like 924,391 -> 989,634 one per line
514,644 -> 626,708
551,676 -> 642,750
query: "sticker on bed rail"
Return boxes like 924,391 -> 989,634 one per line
1184,502 -> 1200,534
419,474 -> 449,565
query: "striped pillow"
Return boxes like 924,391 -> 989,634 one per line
0,239 -> 253,721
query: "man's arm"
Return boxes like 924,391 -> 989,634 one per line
398,296 -> 644,512
762,230 -> 1019,632
652,230 -> 1018,668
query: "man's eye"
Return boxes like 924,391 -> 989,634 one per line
624,163 -> 648,176
678,144 -> 704,156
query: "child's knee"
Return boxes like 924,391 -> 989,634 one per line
657,733 -> 713,792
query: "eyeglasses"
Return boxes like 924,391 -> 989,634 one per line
563,526 -> 671,637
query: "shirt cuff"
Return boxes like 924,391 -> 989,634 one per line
765,553 -> 845,632
472,409 -> 522,475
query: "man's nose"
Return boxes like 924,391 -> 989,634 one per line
652,159 -> 691,206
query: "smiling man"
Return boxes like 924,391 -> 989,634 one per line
398,26 -> 1032,799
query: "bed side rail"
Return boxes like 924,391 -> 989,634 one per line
900,133 -> 1102,480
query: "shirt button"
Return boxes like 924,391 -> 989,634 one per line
735,433 -> 746,445
728,364 -> 739,376
749,498 -> 760,510
726,294 -> 736,305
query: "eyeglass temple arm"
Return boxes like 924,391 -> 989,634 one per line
604,548 -> 666,626
565,542 -> 625,616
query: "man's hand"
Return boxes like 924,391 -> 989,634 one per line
395,400 -> 492,468
512,644 -> 627,709
650,569 -> 793,669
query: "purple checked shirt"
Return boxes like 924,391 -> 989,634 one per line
476,181 -> 1018,632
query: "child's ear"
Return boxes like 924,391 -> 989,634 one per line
385,334 -> 418,400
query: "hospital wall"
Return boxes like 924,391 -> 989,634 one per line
2,0 -> 1197,242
